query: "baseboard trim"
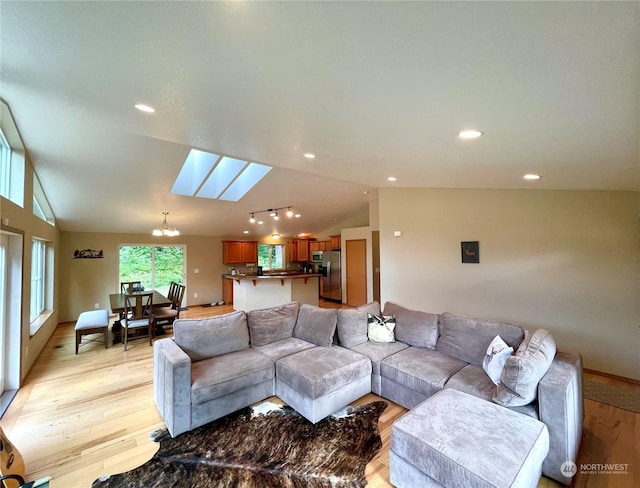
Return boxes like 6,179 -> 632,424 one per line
584,368 -> 640,386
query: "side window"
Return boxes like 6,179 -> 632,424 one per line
30,239 -> 46,321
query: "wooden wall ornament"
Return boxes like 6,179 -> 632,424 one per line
74,249 -> 104,259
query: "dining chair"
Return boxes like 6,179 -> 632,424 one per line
123,292 -> 153,351
167,281 -> 178,303
152,284 -> 185,331
120,281 -> 142,294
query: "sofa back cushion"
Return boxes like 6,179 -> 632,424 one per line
337,302 -> 381,348
493,329 -> 557,407
173,311 -> 249,361
247,301 -> 300,347
437,312 -> 524,366
293,304 -> 338,347
383,302 -> 439,349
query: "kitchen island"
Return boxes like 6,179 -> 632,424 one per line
224,273 -> 321,312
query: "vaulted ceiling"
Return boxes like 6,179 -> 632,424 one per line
1,1 -> 638,237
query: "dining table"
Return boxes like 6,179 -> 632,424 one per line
108,289 -> 172,315
108,290 -> 172,344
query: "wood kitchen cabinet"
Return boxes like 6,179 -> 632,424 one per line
222,240 -> 258,264
288,240 -> 297,262
222,277 -> 233,305
289,238 -> 312,262
310,241 -> 331,252
296,238 -> 310,262
330,235 -> 341,250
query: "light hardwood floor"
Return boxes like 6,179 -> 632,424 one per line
1,304 -> 638,487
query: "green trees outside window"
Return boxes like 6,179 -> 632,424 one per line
119,245 -> 184,297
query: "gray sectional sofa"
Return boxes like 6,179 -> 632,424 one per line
153,300 -> 583,486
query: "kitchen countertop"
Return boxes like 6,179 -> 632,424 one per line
224,273 -> 320,282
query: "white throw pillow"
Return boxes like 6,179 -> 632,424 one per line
482,335 -> 514,385
367,314 -> 396,343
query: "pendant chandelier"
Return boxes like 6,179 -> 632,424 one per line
152,212 -> 180,236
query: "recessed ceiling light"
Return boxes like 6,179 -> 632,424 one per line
523,174 -> 541,180
294,214 -> 301,218
243,230 -> 250,234
458,130 -> 483,139
303,153 -> 316,159
134,103 -> 155,113
257,220 -> 264,225
272,233 -> 280,239
388,177 -> 397,182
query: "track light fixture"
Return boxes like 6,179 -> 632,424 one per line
248,206 -> 299,223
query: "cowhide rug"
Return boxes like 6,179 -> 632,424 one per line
92,400 -> 387,488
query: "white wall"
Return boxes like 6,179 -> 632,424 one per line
379,188 -> 640,380
1,101 -> 61,382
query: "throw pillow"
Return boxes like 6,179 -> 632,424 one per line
367,314 -> 396,343
482,335 -> 514,385
492,329 -> 557,407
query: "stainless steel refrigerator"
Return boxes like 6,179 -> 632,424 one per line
321,251 -> 341,302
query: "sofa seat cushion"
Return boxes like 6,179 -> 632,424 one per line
350,341 -> 409,375
276,346 -> 371,400
381,347 -> 467,398
247,302 -> 300,347
444,364 -> 496,402
437,312 -> 525,366
174,311 -> 249,361
337,302 -> 381,348
253,337 -> 316,362
191,348 -> 274,405
383,302 -> 439,349
391,388 -> 549,488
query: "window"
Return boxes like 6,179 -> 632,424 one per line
33,172 -> 55,225
258,244 -> 284,270
119,245 -> 185,298
0,129 -> 10,199
0,101 -> 26,207
30,239 -> 46,321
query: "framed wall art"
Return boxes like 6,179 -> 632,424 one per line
461,241 -> 479,264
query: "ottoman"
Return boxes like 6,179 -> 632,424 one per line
275,346 -> 372,423
75,309 -> 109,354
390,389 -> 549,488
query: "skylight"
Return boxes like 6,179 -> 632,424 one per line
171,149 -> 272,202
